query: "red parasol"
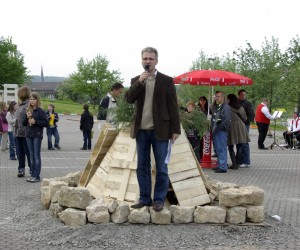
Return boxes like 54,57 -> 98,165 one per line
173,69 -> 253,86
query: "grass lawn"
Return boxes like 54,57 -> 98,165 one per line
41,99 -> 98,115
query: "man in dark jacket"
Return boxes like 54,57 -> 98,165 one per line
238,89 -> 255,167
211,91 -> 231,173
125,47 -> 181,212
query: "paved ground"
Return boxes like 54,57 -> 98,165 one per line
0,115 -> 299,249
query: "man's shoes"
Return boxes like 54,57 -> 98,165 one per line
29,177 -> 40,183
26,177 -> 34,182
48,147 -> 55,150
211,153 -> 218,158
54,145 -> 61,149
228,165 -> 239,170
10,158 -> 17,160
17,171 -> 24,177
131,202 -> 148,209
153,202 -> 164,212
80,147 -> 87,150
214,168 -> 227,173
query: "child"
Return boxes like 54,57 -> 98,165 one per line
80,104 -> 94,150
0,101 -> 9,151
46,104 -> 61,150
6,101 -> 18,160
22,92 -> 48,183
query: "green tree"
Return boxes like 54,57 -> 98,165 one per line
0,36 -> 29,88
234,37 -> 285,110
69,54 -> 122,108
281,36 -> 300,113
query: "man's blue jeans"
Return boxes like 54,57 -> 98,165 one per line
213,130 -> 228,171
16,137 -> 31,173
8,131 -> 16,159
136,130 -> 169,205
26,137 -> 43,179
47,127 -> 60,148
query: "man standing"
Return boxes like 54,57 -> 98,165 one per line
255,98 -> 277,149
125,47 -> 180,212
283,112 -> 300,148
97,82 -> 124,130
211,91 -> 231,173
238,89 -> 255,167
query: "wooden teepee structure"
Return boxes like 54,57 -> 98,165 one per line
79,125 -> 211,207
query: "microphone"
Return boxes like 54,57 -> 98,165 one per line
143,65 -> 150,83
144,65 -> 150,71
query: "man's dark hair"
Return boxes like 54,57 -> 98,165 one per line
83,104 -> 89,111
238,89 -> 247,95
111,82 -> 124,91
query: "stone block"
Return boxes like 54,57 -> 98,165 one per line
41,186 -> 51,209
111,202 -> 130,223
150,207 -> 171,224
48,180 -> 69,201
58,186 -> 91,209
128,206 -> 150,224
219,186 -> 264,207
246,205 -> 265,223
194,206 -> 226,224
59,208 -> 87,226
169,205 -> 195,223
226,206 -> 246,224
86,199 -> 110,223
49,203 -> 63,218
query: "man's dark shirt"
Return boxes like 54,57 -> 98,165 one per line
239,99 -> 255,125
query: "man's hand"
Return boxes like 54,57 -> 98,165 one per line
138,71 -> 150,83
172,133 -> 180,143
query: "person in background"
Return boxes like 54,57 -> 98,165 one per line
22,92 -> 48,183
255,98 -> 278,150
185,101 -> 201,162
97,82 -> 124,131
6,101 -> 18,160
197,96 -> 209,116
238,89 -> 254,167
0,101 -> 9,151
46,104 -> 61,150
80,104 -> 94,150
211,91 -> 231,173
15,86 -> 32,177
283,112 -> 300,148
125,46 -> 180,212
227,94 -> 250,170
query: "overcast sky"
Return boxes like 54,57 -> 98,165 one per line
1,0 -> 298,86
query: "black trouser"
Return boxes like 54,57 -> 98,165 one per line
256,122 -> 269,149
283,131 -> 299,147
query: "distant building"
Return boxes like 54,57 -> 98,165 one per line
26,82 -> 62,99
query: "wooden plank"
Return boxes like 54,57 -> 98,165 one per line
168,168 -> 200,182
168,159 -> 197,174
78,160 -> 92,187
117,169 -> 131,200
86,168 -> 108,198
179,194 -> 211,206
78,126 -> 117,187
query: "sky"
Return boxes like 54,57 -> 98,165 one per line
1,0 -> 299,86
